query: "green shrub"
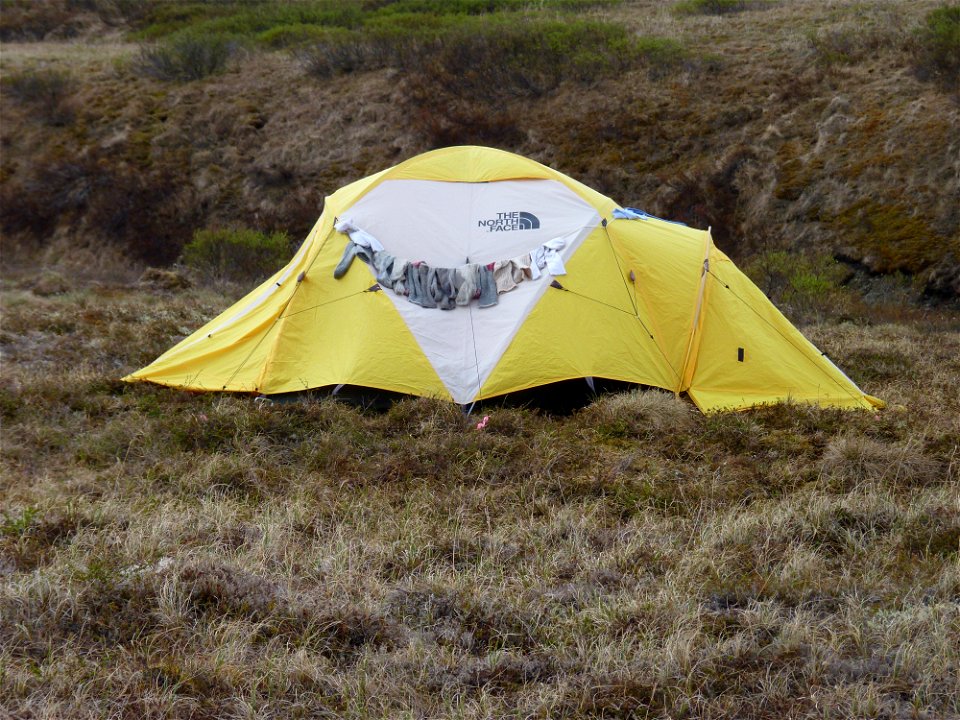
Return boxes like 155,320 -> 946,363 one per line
911,5 -> 960,85
372,0 -> 619,14
135,2 -> 363,40
417,16 -> 642,89
634,36 -> 690,77
187,4 -> 364,37
808,27 -> 868,66
296,27 -> 394,77
257,22 -> 332,48
743,251 -> 851,322
673,0 -> 770,16
387,17 -> 644,147
133,1 -> 253,39
299,16 -> 652,91
4,66 -> 72,102
181,228 -> 293,283
131,0 -> 622,40
387,16 -> 685,147
3,0 -> 621,43
3,67 -> 76,125
1,506 -> 39,537
0,0 -> 72,40
134,32 -> 237,82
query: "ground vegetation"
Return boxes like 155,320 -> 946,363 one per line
1,1 -> 958,717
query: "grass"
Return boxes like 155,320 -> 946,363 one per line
0,275 -> 958,718
805,3 -> 911,67
1,1 -> 959,711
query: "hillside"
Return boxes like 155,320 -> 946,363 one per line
1,1 -> 959,718
1,0 -> 958,302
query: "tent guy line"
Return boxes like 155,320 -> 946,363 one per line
602,222 -> 640,318
278,288 -> 373,320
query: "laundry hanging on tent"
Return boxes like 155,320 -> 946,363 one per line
332,218 -> 566,310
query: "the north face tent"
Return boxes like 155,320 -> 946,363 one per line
126,146 -> 882,413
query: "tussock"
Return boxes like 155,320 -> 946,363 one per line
582,389 -> 695,440
820,434 -> 944,489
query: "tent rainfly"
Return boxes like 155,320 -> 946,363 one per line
125,146 -> 883,413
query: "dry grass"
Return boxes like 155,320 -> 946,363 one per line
1,0 -> 959,715
1,275 -> 957,718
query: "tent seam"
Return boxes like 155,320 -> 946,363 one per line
678,230 -> 713,393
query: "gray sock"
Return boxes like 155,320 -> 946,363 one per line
478,265 -> 498,308
406,263 -> 424,305
434,267 -> 457,310
418,264 -> 437,308
333,241 -> 359,279
373,251 -> 396,288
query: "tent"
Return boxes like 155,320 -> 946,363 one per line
125,146 -> 883,413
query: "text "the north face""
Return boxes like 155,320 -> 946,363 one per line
477,211 -> 541,232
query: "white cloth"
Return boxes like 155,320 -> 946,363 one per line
532,238 -> 567,276
334,218 -> 384,252
493,254 -> 533,294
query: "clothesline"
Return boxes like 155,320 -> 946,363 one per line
332,218 -> 568,310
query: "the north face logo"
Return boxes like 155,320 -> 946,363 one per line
477,211 -> 541,232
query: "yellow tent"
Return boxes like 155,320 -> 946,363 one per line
125,146 -> 882,413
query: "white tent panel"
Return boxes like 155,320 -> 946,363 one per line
344,179 -> 600,402
345,178 -> 599,265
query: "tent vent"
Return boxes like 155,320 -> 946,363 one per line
738,347 -> 744,362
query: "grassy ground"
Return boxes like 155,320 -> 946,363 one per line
1,0 -> 959,717
1,274 -> 958,718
